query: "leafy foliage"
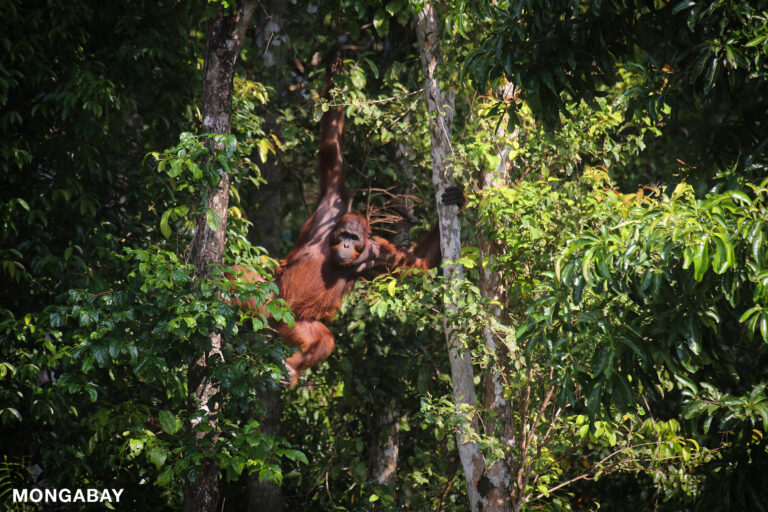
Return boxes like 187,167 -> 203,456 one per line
514,178 -> 768,508
4,0 -> 768,509
466,0 -> 768,180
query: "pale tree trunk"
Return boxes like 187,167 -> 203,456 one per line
246,2 -> 287,511
415,5 -> 484,511
368,398 -> 401,488
183,3 -> 255,512
477,83 -> 518,512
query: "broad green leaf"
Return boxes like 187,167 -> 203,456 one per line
373,9 -> 388,36
157,466 -> 173,487
756,402 -> 768,430
206,208 -> 221,232
168,159 -> 183,178
159,410 -> 179,434
147,446 -> 167,469
185,159 -> 202,179
385,0 -> 405,16
693,236 -> 709,282
128,438 -> 144,458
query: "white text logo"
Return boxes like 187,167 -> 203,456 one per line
12,488 -> 124,504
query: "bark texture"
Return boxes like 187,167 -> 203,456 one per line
368,398 -> 401,487
183,4 -> 255,512
477,83 -> 518,512
199,3 -> 256,135
416,5 -> 483,511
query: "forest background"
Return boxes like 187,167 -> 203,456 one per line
2,0 -> 768,511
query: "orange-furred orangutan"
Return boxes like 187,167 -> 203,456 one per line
234,51 -> 463,387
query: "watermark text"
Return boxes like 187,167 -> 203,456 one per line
12,488 -> 124,504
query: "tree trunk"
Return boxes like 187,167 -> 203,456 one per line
183,4 -> 255,512
416,5 -> 484,511
368,398 -> 401,488
246,3 -> 287,510
477,83 -> 518,512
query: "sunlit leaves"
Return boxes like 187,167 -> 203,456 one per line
466,0 -> 768,129
524,177 -> 768,442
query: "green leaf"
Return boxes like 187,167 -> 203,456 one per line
168,159 -> 183,178
756,402 -> 768,429
157,466 -> 173,487
258,139 -> 270,164
752,229 -> 764,262
160,209 -> 173,239
619,337 -> 645,359
385,0 -> 405,16
373,9 -> 389,36
711,234 -> 730,273
693,236 -> 709,282
672,0 -> 695,15
128,438 -> 144,458
745,35 -> 767,48
587,380 -> 602,416
206,208 -> 221,232
159,410 -> 179,434
92,344 -> 109,366
147,446 -> 167,469
611,374 -> 634,411
740,306 -> 761,323
186,159 -> 202,179
457,256 -> 476,268
674,374 -> 698,393
581,248 -> 596,285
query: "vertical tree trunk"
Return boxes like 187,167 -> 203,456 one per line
246,3 -> 287,511
415,5 -> 484,511
477,83 -> 518,512
368,398 -> 401,487
183,4 -> 255,512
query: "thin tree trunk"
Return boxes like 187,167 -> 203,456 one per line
368,398 -> 401,487
477,83 -> 518,512
183,4 -> 255,512
415,5 -> 483,511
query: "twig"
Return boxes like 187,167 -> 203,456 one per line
436,464 -> 460,512
328,89 -> 424,107
530,442 -> 723,502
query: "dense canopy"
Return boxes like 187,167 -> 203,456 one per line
2,0 -> 768,510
